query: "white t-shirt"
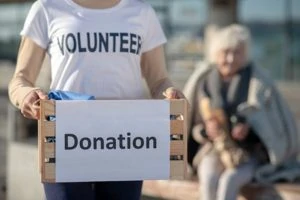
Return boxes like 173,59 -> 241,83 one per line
21,0 -> 166,99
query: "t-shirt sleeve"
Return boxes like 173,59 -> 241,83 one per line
141,5 -> 167,53
20,1 -> 49,49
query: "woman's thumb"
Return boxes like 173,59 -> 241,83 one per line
36,90 -> 48,100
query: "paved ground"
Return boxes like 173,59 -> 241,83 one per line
0,97 -> 8,200
0,62 -> 12,200
0,139 -> 6,200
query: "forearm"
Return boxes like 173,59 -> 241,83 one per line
141,45 -> 176,99
150,77 -> 173,99
9,76 -> 39,109
8,37 -> 46,109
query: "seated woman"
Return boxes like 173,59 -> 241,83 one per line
183,24 -> 298,200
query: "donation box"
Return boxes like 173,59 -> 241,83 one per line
38,99 -> 187,183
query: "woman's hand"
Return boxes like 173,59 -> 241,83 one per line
21,89 -> 48,120
204,118 -> 220,140
163,87 -> 185,99
231,123 -> 249,141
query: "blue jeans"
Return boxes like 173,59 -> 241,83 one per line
43,181 -> 143,200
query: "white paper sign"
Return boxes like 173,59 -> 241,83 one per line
55,100 -> 170,182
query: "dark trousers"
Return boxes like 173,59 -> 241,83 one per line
43,181 -> 143,200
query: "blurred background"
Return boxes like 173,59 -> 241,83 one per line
0,0 -> 299,200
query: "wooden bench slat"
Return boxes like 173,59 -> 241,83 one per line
143,180 -> 300,200
275,183 -> 300,193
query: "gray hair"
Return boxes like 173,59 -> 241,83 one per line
208,24 -> 251,63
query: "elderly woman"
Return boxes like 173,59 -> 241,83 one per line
183,24 -> 298,200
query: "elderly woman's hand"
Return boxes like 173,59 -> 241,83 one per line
231,123 -> 249,141
204,118 -> 221,140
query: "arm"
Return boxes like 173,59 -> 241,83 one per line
141,45 -> 184,99
8,36 -> 48,119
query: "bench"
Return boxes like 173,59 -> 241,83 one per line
142,178 -> 300,200
142,83 -> 300,200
